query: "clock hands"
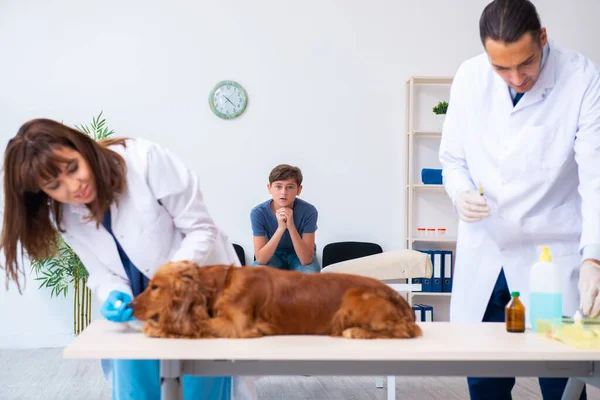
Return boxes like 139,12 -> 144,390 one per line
223,95 -> 237,107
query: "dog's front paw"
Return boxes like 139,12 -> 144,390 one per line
196,329 -> 219,339
341,327 -> 378,339
142,322 -> 169,338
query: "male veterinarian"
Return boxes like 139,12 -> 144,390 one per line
438,0 -> 600,399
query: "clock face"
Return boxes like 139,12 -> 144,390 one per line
209,81 -> 248,119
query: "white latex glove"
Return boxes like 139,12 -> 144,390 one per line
455,189 -> 490,222
579,260 -> 600,318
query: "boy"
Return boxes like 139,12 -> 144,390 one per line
251,164 -> 320,273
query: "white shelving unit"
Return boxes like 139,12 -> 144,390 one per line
404,76 -> 456,321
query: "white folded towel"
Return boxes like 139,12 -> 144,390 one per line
320,250 -> 432,280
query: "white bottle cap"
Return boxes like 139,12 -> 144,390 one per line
114,300 -> 123,309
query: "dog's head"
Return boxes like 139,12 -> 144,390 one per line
130,261 -> 212,336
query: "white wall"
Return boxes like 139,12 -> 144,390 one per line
1,0 -> 599,348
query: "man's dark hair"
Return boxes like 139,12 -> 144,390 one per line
479,0 -> 542,46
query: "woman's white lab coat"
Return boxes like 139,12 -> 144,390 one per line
59,137 -> 256,399
439,40 -> 600,323
60,137 -> 240,302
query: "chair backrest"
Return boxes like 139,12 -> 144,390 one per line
232,243 -> 246,266
322,241 -> 383,268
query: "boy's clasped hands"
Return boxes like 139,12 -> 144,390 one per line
275,207 -> 294,230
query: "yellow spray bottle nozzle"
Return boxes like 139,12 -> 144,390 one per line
538,246 -> 552,262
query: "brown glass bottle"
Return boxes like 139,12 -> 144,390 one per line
506,291 -> 525,333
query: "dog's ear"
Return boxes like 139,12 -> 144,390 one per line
168,295 -> 196,322
162,267 -> 211,335
179,271 -> 196,283
178,261 -> 202,279
171,269 -> 206,316
164,295 -> 203,336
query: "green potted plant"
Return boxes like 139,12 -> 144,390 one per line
30,111 -> 115,335
433,100 -> 449,131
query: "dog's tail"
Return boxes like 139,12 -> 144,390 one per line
397,320 -> 423,338
362,287 -> 424,338
379,288 -> 423,338
379,288 -> 416,320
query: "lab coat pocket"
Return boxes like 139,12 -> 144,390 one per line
456,220 -> 485,249
143,206 -> 176,261
519,202 -> 582,250
514,125 -> 563,171
147,206 -> 174,238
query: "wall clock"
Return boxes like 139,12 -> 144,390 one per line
208,80 -> 248,119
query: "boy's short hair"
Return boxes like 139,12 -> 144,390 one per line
269,164 -> 303,186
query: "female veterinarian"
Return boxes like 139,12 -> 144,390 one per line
439,0 -> 600,399
0,118 -> 256,400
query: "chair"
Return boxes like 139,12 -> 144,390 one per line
322,241 -> 383,268
232,243 -> 246,266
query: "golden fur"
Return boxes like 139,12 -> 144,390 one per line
130,261 -> 422,340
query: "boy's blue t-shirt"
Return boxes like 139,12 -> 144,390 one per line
250,198 -> 318,254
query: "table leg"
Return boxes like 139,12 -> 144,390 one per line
387,375 -> 396,400
160,360 -> 183,400
561,378 -> 585,400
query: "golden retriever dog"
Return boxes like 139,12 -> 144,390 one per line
129,261 -> 422,340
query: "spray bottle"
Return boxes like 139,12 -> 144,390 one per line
529,246 -> 563,332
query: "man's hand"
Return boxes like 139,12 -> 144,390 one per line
579,259 -> 600,317
456,189 -> 490,222
275,208 -> 287,231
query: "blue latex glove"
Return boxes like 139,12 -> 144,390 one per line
101,290 -> 134,322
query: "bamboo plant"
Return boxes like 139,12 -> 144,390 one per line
30,111 -> 114,335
